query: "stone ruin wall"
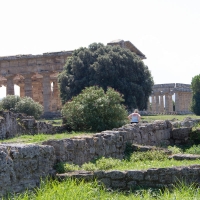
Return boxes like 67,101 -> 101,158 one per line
147,83 -> 193,114
0,111 -> 65,139
42,120 -> 197,165
0,110 -> 200,195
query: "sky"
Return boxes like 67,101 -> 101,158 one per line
0,0 -> 200,97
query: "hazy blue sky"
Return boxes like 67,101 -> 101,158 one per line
0,0 -> 199,97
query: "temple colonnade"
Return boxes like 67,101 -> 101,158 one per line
148,83 -> 192,114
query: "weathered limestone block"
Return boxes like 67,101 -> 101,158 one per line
181,118 -> 200,127
131,144 -> 172,154
169,154 -> 200,160
171,127 -> 192,144
0,143 -> 55,196
126,170 -> 145,181
36,121 -> 55,134
0,111 -> 19,139
145,168 -> 159,181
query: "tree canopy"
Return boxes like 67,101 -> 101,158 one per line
58,43 -> 154,110
191,74 -> 200,115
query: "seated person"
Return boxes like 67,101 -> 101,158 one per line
128,109 -> 141,124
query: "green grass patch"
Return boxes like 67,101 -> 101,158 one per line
1,132 -> 94,144
4,178 -> 200,200
141,114 -> 200,123
55,151 -> 200,173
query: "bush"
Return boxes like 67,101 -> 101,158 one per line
61,86 -> 128,131
15,97 -> 43,119
185,144 -> 200,154
130,151 -> 167,162
0,95 -> 43,119
168,146 -> 182,154
95,157 -> 122,170
0,95 -> 20,111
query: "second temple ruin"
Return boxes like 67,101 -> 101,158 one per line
148,83 -> 192,114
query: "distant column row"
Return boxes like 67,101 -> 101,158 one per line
147,90 -> 192,114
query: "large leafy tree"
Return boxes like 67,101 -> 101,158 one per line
58,43 -> 154,110
191,74 -> 200,115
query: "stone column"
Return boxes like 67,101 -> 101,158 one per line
18,82 -> 25,97
183,93 -> 186,112
168,94 -> 173,112
24,74 -> 33,98
175,92 -> 179,112
151,95 -> 156,112
155,95 -> 159,113
159,94 -> 164,112
6,75 -> 15,95
178,92 -> 183,112
165,94 -> 169,113
32,78 -> 43,105
42,73 -> 51,114
51,80 -> 62,111
147,98 -> 151,112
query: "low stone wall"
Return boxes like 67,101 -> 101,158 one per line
58,165 -> 200,190
0,143 -> 55,196
43,120 -> 184,165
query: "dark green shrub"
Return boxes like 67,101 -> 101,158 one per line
61,86 -> 127,131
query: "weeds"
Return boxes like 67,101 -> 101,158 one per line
168,146 -> 183,154
4,178 -> 200,200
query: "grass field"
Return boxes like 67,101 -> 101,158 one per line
4,177 -> 200,200
141,114 -> 200,123
0,132 -> 94,144
55,148 -> 200,173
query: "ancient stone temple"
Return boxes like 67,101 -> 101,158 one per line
0,51 -> 72,117
0,40 -> 146,117
148,83 -> 193,114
